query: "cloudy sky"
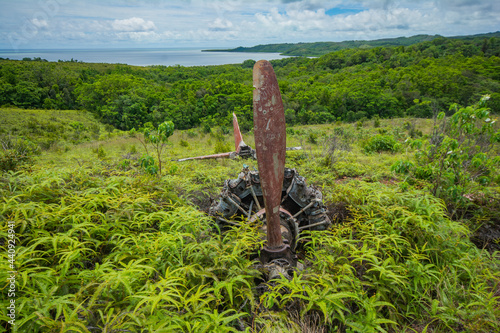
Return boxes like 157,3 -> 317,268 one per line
1,0 -> 499,50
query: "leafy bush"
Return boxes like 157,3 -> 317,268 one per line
104,124 -> 114,133
362,134 -> 399,154
202,123 -> 212,134
97,144 -> 106,159
410,96 -> 500,216
91,143 -> 106,159
140,154 -> 158,175
391,160 -> 414,174
307,131 -> 319,144
356,117 -> 366,129
214,139 -> 231,154
320,135 -> 352,168
0,136 -> 40,171
403,120 -> 423,138
186,129 -> 198,138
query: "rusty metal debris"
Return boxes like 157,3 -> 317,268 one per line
209,166 -> 331,277
175,113 -> 256,162
209,60 -> 331,280
174,113 -> 301,162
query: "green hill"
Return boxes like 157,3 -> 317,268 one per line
1,33 -> 499,131
204,31 -> 500,56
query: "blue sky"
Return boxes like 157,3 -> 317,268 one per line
1,0 -> 499,50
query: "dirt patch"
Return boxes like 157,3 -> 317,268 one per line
187,190 -> 214,213
470,220 -> 500,253
326,201 -> 350,223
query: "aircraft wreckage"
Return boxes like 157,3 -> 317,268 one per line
178,60 -> 331,279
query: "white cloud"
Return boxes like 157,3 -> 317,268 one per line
0,0 -> 498,49
117,31 -> 159,41
112,17 -> 156,32
209,18 -> 234,31
31,18 -> 49,29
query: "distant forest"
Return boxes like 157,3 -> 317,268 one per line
204,31 -> 500,56
0,34 -> 499,131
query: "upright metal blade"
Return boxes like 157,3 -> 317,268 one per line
233,113 -> 244,153
253,60 -> 286,249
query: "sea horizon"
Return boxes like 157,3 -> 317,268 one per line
0,47 -> 290,67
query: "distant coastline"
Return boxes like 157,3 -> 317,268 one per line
0,48 -> 290,67
203,31 -> 500,57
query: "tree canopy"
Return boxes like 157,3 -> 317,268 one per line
1,35 -> 499,131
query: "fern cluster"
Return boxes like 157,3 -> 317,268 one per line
0,107 -> 498,332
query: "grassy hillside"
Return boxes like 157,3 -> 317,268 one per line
1,104 -> 499,331
0,108 -> 108,150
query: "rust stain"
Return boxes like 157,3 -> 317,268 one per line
253,60 -> 286,249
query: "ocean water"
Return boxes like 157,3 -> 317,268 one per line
0,48 -> 290,67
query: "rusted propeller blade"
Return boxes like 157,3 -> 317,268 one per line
253,60 -> 286,249
233,113 -> 244,153
174,152 -> 233,162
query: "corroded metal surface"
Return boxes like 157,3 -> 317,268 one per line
175,112 -> 299,162
175,152 -> 233,162
253,60 -> 286,249
209,167 -> 331,234
175,113 -> 256,161
208,165 -> 332,271
233,113 -> 244,153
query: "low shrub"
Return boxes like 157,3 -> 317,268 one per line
214,139 -> 231,154
391,160 -> 414,174
410,96 -> 500,217
362,134 -> 398,154
307,131 -> 319,144
202,123 -> 211,134
140,154 -> 158,175
0,136 -> 40,171
186,129 -> 198,138
320,135 -> 351,168
92,144 -> 106,159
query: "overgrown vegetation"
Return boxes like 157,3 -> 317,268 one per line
0,136 -> 40,172
0,39 -> 499,332
395,96 -> 500,218
362,134 -> 399,154
1,35 -> 499,132
0,102 -> 498,332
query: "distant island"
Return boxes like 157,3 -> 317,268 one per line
203,31 -> 500,57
